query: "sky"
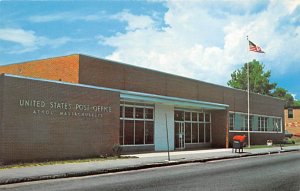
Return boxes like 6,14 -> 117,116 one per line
0,0 -> 299,100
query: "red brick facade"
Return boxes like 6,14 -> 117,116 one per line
0,54 -> 286,163
78,55 -> 283,116
0,55 -> 79,83
0,75 -> 119,164
0,54 -> 284,117
285,108 -> 300,135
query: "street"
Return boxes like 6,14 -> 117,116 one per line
1,151 -> 300,191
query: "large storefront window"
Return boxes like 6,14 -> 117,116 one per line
120,102 -> 154,145
174,109 -> 211,144
229,112 -> 282,133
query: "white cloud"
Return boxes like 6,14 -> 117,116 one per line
0,28 -> 71,53
28,11 -> 107,23
0,28 -> 36,47
113,11 -> 155,31
29,13 -> 69,23
101,0 -> 300,86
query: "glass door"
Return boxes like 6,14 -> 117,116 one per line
175,122 -> 185,149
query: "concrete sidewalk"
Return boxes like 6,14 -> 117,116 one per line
1,145 -> 300,185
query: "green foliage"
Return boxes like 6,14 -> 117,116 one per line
283,93 -> 295,107
227,60 -> 295,107
283,138 -> 295,144
272,87 -> 287,98
227,60 -> 276,95
272,87 -> 294,107
294,100 -> 300,106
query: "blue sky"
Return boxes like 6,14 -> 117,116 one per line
0,0 -> 299,100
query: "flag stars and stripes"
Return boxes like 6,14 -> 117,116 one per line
248,40 -> 265,53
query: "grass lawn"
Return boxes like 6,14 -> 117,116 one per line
244,145 -> 287,149
244,137 -> 300,149
0,156 -> 135,170
292,136 -> 300,144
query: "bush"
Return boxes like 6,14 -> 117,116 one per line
282,138 -> 296,144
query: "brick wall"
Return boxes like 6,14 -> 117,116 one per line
0,54 -> 284,118
211,110 -> 229,148
0,55 -> 80,83
0,54 -> 285,153
0,75 -> 120,164
79,55 -> 284,117
285,108 -> 300,135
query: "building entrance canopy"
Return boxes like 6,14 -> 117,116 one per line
120,91 -> 228,110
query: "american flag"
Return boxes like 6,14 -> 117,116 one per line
249,40 -> 265,53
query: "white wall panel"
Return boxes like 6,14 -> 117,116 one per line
154,104 -> 174,151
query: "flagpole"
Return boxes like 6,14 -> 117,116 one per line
247,36 -> 251,148
246,37 -> 265,148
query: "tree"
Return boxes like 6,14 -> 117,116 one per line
227,60 -> 294,107
293,100 -> 300,106
272,87 -> 294,107
272,87 -> 287,98
227,60 -> 276,95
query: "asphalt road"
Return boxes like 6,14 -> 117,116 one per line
1,152 -> 300,191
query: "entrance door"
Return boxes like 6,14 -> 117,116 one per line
175,122 -> 185,149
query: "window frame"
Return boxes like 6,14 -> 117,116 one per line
120,101 -> 154,145
175,109 -> 211,144
288,108 -> 293,118
229,111 -> 282,133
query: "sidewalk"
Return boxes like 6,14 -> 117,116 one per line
1,145 -> 299,185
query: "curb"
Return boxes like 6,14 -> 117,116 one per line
1,149 -> 299,185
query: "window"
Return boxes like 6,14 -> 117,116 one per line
229,112 -> 282,133
229,113 -> 234,130
192,123 -> 198,143
205,124 -> 211,142
185,123 -> 191,143
243,115 -> 253,131
135,121 -> 144,144
185,112 -> 191,121
124,120 -> 134,144
199,123 -> 205,142
192,113 -> 197,121
288,108 -> 293,118
174,110 -> 184,121
273,118 -> 282,132
198,113 -> 204,122
125,107 -> 133,118
145,121 -> 154,144
135,108 -> 144,119
205,113 -> 210,122
120,102 -> 154,145
175,110 -> 211,144
258,117 -> 268,131
145,108 -> 153,119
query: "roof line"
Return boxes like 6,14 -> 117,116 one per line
3,74 -> 228,109
78,54 -> 284,102
1,53 -> 284,102
0,54 -> 80,67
